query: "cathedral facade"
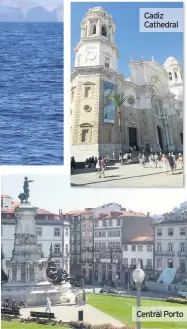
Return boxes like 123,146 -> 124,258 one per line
71,7 -> 183,161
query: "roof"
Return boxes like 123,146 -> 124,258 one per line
1,194 -> 11,198
65,210 -> 90,215
128,236 -> 153,243
98,210 -> 146,219
1,208 -> 58,216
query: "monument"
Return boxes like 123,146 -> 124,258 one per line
1,178 -> 73,306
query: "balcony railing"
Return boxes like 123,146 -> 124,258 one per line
122,265 -> 153,270
177,251 -> 185,256
155,251 -> 175,256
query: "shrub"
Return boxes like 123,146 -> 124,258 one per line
166,297 -> 187,305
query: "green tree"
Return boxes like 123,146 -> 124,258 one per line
109,93 -> 128,164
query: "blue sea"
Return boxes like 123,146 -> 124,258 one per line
0,23 -> 63,165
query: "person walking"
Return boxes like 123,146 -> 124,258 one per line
141,154 -> 146,167
96,157 -> 102,177
161,154 -> 169,174
45,297 -> 52,313
168,154 -> 175,175
82,290 -> 86,305
153,153 -> 158,168
99,157 -> 106,178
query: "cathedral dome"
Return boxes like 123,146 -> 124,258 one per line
163,57 -> 179,68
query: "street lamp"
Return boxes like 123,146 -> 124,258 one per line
132,265 -> 145,329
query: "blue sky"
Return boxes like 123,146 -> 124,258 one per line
71,2 -> 183,77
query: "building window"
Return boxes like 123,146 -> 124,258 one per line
95,220 -> 98,228
168,259 -> 173,268
54,260 -> 60,268
131,245 -> 136,251
72,90 -> 74,101
168,243 -> 173,252
180,228 -> 186,236
180,243 -> 185,252
105,57 -> 110,68
168,228 -> 173,236
123,258 -> 128,265
109,219 -> 112,227
54,227 -> 60,237
81,129 -> 89,143
116,230 -> 120,237
156,228 -> 162,236
124,245 -> 128,251
168,72 -> 172,80
54,244 -> 61,254
147,259 -> 152,267
116,242 -> 120,249
36,227 -> 42,237
157,258 -> 161,270
117,219 -> 121,226
65,228 -> 69,236
138,245 -> 143,252
101,25 -> 107,37
102,220 -> 106,227
85,86 -> 91,98
131,258 -> 136,265
91,24 -> 96,35
180,261 -> 185,272
174,71 -> 178,79
157,243 -> 162,251
147,245 -> 152,252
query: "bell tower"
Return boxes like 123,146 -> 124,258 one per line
74,7 -> 119,71
163,57 -> 183,98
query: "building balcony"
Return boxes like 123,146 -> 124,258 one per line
53,252 -> 62,257
177,251 -> 186,257
155,251 -> 175,256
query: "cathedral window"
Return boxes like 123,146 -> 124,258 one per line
102,25 -> 107,37
105,57 -> 110,68
128,96 -> 135,106
84,105 -> 91,112
168,72 -> 172,80
174,71 -> 178,79
92,25 -> 96,35
81,129 -> 89,143
85,86 -> 91,98
72,91 -> 74,101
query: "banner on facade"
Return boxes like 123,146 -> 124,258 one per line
103,81 -> 115,123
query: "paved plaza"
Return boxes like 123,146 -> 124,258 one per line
20,304 -> 123,326
71,163 -> 183,187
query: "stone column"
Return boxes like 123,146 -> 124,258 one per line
17,264 -> 21,283
97,19 -> 101,36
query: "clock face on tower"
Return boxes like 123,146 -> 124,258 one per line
86,50 -> 97,60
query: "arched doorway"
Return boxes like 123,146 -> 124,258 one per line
128,127 -> 137,148
157,126 -> 163,150
180,132 -> 183,145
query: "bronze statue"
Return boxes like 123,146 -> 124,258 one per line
46,252 -> 70,285
18,177 -> 34,202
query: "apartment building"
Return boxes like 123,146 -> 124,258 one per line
93,210 -> 153,284
153,211 -> 187,280
122,236 -> 153,283
1,195 -> 70,274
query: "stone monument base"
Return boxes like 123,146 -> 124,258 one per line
1,281 -> 73,306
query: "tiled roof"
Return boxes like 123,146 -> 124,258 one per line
1,194 -> 12,198
1,208 -> 58,216
99,210 -> 146,219
65,210 -> 90,215
129,236 -> 153,242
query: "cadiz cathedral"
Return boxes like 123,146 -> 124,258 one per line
71,7 -> 183,161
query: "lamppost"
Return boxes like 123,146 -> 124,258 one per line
132,265 -> 145,329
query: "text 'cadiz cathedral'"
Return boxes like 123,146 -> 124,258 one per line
71,7 -> 183,161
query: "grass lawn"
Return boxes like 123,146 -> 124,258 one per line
87,295 -> 187,329
1,322 -> 68,329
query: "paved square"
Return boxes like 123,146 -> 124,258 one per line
20,304 -> 123,326
71,163 -> 183,187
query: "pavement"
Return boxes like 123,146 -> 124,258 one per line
71,163 -> 183,187
20,304 -> 123,326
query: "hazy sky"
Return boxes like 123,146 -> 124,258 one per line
1,175 -> 186,215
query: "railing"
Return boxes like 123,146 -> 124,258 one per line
177,251 -> 185,256
155,251 -> 175,256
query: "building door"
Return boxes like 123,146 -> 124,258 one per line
180,133 -> 183,145
168,260 -> 173,268
157,126 -> 163,150
129,127 -> 137,147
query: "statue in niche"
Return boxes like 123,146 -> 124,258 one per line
18,177 -> 34,203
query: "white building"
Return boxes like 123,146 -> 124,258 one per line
123,236 -> 153,269
1,195 -> 70,275
154,211 -> 187,277
71,6 -> 183,161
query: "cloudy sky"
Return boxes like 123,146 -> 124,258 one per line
1,175 -> 186,215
